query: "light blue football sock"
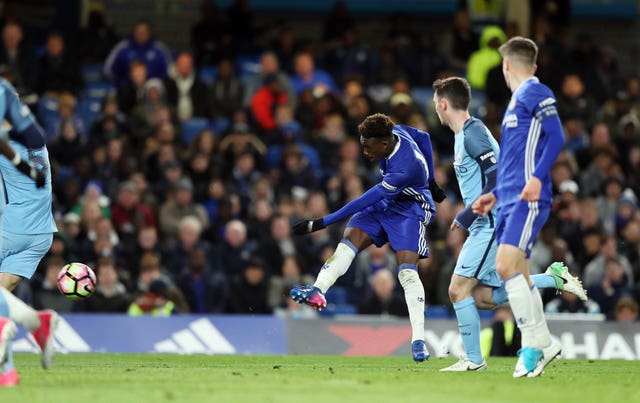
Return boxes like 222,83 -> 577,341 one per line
453,296 -> 483,364
530,273 -> 558,289
0,292 -> 14,373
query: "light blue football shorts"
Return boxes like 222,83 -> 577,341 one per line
454,225 -> 501,287
0,232 -> 53,279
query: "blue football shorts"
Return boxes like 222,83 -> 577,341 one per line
495,200 -> 551,258
347,209 -> 432,258
0,232 -> 53,279
454,225 -> 501,287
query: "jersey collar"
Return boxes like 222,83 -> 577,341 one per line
387,134 -> 401,159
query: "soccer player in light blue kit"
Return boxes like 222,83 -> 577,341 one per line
0,78 -> 60,386
290,113 -> 446,362
473,37 -> 566,377
432,77 -> 586,372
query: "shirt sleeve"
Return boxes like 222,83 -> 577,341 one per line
531,96 -> 565,180
399,125 -> 435,181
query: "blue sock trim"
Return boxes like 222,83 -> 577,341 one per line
397,263 -> 417,273
504,272 -> 523,282
340,239 -> 359,255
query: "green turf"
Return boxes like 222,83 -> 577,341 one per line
1,354 -> 638,403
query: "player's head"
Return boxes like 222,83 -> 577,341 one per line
432,77 -> 471,127
358,113 -> 394,162
499,36 -> 538,89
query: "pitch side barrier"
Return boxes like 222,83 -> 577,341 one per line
10,314 -> 639,360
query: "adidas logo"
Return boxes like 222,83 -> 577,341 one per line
13,316 -> 90,353
154,318 -> 236,354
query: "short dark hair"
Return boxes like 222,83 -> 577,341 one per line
499,36 -> 538,68
358,113 -> 394,139
432,77 -> 471,110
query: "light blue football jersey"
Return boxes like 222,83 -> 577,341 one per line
0,79 -> 56,235
453,117 -> 500,230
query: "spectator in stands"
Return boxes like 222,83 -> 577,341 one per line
175,245 -> 227,313
70,180 -> 111,220
556,73 -> 598,129
290,51 -> 338,95
0,20 -> 36,96
111,180 -> 157,238
587,257 -> 633,319
250,73 -> 289,134
466,25 -> 507,90
45,92 -> 87,145
545,290 -> 601,314
244,51 -> 297,110
258,214 -> 309,275
164,215 -> 214,278
209,58 -> 243,120
164,52 -> 211,121
322,1 -> 355,44
158,177 -> 209,243
614,297 -> 639,322
32,256 -> 75,312
104,19 -> 172,88
358,269 -> 408,316
226,257 -> 271,314
323,27 -> 374,86
83,255 -> 131,312
213,219 -> 258,277
271,25 -> 299,75
76,1 -> 119,64
36,31 -> 83,96
579,146 -> 618,198
441,8 -> 478,71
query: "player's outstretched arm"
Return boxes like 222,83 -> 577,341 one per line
471,192 -> 497,217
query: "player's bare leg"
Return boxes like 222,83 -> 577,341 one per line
396,250 -> 429,362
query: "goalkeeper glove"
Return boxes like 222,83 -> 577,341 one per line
429,179 -> 446,203
293,219 -> 325,235
13,154 -> 45,188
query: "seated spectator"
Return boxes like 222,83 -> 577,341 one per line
358,269 -> 408,316
164,215 -> 214,278
0,21 -> 36,96
117,60 -> 149,115
32,256 -> 75,312
268,256 -> 314,311
243,51 -> 297,110
158,177 -> 209,243
226,257 -> 271,314
83,255 -> 131,312
175,245 -> 227,313
290,51 -> 338,95
110,180 -> 157,238
544,291 -> 601,314
587,257 -> 633,319
250,73 -> 289,134
36,31 -> 83,96
213,219 -> 259,277
70,180 -> 111,220
46,92 -> 87,145
614,297 -> 639,322
164,51 -> 211,121
209,58 -> 243,120
104,19 -> 172,88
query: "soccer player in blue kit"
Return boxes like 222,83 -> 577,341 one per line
473,37 -> 566,378
432,77 -> 585,372
0,78 -> 60,386
290,113 -> 446,362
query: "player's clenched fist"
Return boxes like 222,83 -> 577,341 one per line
471,192 -> 497,217
292,219 -> 325,235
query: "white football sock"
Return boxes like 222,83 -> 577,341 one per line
0,288 -> 40,330
313,240 -> 357,293
398,266 -> 425,342
530,286 -> 552,348
504,273 -> 536,347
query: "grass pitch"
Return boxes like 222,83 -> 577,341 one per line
2,354 -> 638,403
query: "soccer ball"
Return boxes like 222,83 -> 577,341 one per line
57,263 -> 97,300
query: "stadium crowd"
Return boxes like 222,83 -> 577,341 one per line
2,0 -> 639,322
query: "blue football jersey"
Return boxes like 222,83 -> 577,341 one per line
0,79 -> 56,235
453,117 -> 500,229
378,126 -> 436,222
498,77 -> 560,207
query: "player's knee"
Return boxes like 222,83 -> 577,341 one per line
448,282 -> 462,302
495,260 -> 513,280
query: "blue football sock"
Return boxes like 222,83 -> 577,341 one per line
0,292 -> 14,373
453,296 -> 483,364
492,284 -> 509,305
531,273 -> 558,289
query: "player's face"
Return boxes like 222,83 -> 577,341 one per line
433,94 -> 448,126
360,136 -> 389,163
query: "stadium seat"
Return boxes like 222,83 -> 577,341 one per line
85,81 -> 115,99
77,95 -> 104,129
198,66 -> 218,86
324,286 -> 348,305
81,63 -> 105,83
210,117 -> 230,135
181,118 -> 210,146
36,95 -> 59,129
